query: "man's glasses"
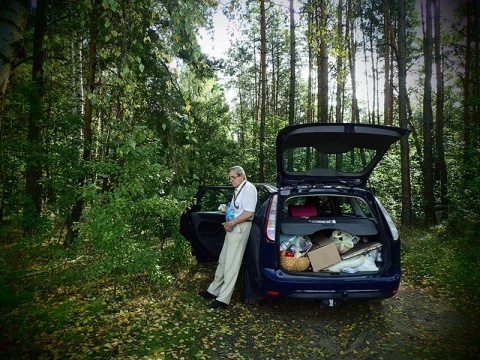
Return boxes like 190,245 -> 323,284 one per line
229,175 -> 240,181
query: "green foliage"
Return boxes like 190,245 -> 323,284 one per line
75,126 -> 190,291
401,222 -> 480,309
370,145 -> 404,220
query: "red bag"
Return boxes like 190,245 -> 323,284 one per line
289,204 -> 318,217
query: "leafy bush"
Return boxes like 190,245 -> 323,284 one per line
73,126 -> 192,296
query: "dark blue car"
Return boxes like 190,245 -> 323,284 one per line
180,123 -> 409,305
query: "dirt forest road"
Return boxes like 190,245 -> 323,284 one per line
192,265 -> 479,360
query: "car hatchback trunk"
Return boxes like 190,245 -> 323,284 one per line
277,193 -> 388,275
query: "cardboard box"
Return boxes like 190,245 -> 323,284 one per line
307,239 -> 341,271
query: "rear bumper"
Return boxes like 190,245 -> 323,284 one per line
281,290 -> 391,300
257,267 -> 401,301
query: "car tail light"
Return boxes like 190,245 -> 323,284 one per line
265,194 -> 278,242
375,197 -> 399,241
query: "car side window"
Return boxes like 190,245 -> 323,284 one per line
198,188 -> 232,212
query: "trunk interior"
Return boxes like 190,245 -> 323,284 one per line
278,194 -> 386,274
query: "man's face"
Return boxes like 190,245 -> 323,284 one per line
228,172 -> 243,187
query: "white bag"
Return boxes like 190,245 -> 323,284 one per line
325,255 -> 366,272
329,230 -> 359,254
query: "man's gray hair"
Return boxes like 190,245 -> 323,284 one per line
229,165 -> 246,178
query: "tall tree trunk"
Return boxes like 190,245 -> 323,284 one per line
24,0 -> 47,236
421,0 -> 437,225
433,0 -> 447,218
317,0 -> 328,124
347,0 -> 359,123
369,25 -> 377,125
397,0 -> 413,226
65,0 -> 99,243
289,0 -> 296,127
474,2 -> 480,130
307,2 -> 314,126
383,0 -> 392,125
359,1 -> 372,124
335,0 -> 345,171
286,0 -> 296,169
463,0 -> 472,178
335,0 -> 344,126
306,1 -> 314,169
253,35 -> 260,159
258,0 -> 267,182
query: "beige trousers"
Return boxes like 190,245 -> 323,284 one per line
207,221 -> 252,304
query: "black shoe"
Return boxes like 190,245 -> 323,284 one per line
198,290 -> 216,300
208,300 -> 228,309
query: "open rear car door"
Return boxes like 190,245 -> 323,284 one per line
179,186 -> 233,262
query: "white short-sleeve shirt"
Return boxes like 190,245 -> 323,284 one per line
231,180 -> 257,219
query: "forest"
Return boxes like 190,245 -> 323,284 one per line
1,0 -> 479,358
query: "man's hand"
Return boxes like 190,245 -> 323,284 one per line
222,220 -> 234,232
222,211 -> 254,233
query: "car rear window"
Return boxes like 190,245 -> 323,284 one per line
282,146 -> 377,175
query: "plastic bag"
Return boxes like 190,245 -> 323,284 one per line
280,235 -> 312,256
280,234 -> 297,251
291,236 -> 313,257
225,202 -> 235,221
356,255 -> 378,271
330,230 -> 359,254
325,254 -> 366,272
341,251 -> 379,273
356,249 -> 378,271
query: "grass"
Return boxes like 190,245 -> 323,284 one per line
0,221 -> 479,359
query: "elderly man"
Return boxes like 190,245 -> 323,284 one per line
198,165 -> 257,309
